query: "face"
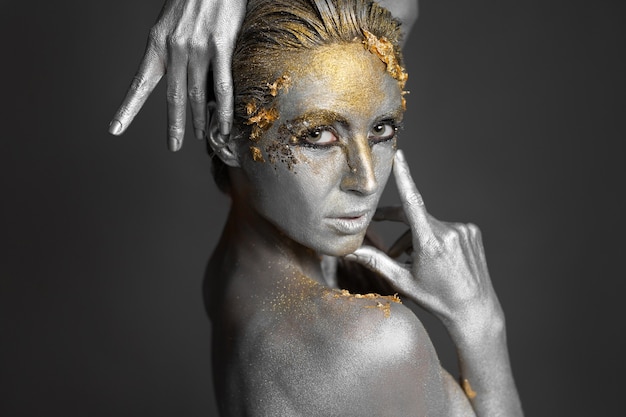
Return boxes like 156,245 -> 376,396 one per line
237,42 -> 404,256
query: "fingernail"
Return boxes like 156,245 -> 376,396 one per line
220,121 -> 231,136
195,129 -> 205,139
344,254 -> 358,262
169,137 -> 181,152
108,120 -> 123,135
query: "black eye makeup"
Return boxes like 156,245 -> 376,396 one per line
280,110 -> 403,150
368,119 -> 402,144
298,126 -> 339,148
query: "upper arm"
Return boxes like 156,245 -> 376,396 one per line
376,0 -> 419,42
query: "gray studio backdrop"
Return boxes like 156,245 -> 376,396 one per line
2,0 -> 624,416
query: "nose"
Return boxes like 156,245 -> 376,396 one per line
340,137 -> 377,195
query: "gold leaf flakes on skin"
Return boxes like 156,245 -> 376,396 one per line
362,30 -> 408,90
361,32 -> 409,109
246,107 -> 280,141
244,75 -> 291,142
267,74 -> 292,97
332,289 -> 402,318
462,378 -> 477,400
401,90 -> 409,111
248,107 -> 279,129
250,146 -> 265,162
245,101 -> 257,117
365,301 -> 393,318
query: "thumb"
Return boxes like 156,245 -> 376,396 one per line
346,246 -> 411,291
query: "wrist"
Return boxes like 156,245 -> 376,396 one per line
445,305 -> 506,349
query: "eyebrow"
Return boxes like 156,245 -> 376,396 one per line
285,109 -> 349,132
284,105 -> 405,132
378,105 -> 406,122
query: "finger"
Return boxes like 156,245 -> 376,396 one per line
466,222 -> 486,261
188,43 -> 210,140
373,206 -> 408,223
212,43 -> 235,137
109,45 -> 165,135
393,149 -> 436,248
467,222 -> 483,246
165,36 -> 189,151
387,229 -> 412,258
346,246 -> 417,295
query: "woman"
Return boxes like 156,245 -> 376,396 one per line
198,0 -> 523,416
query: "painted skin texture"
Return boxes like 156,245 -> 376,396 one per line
236,43 -> 402,257
206,43 -> 473,416
115,1 -> 522,415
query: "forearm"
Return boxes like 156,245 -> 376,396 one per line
450,317 -> 524,417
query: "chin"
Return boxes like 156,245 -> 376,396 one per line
310,233 -> 366,257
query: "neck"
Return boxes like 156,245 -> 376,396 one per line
220,195 -> 326,286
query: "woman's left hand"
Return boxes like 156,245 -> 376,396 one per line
346,150 -> 503,338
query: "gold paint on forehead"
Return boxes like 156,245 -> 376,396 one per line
280,42 -> 403,119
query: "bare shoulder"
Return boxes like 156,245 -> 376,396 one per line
231,282 -> 449,416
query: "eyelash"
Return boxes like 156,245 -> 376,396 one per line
297,120 -> 401,149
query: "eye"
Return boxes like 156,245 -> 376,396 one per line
369,122 -> 397,142
303,128 -> 338,146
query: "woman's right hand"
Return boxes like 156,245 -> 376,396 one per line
108,0 -> 247,151
346,150 -> 504,341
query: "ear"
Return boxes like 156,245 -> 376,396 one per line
207,102 -> 240,168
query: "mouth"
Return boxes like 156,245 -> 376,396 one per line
326,212 -> 370,235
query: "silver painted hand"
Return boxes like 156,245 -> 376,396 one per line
108,0 -> 247,151
347,149 -> 523,416
349,149 -> 503,334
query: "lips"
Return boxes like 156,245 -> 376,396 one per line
326,211 -> 371,235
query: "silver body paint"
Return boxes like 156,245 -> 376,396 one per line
198,3 -> 521,417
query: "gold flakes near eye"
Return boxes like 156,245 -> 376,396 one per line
265,140 -> 298,170
250,146 -> 265,162
462,378 -> 477,400
267,74 -> 292,97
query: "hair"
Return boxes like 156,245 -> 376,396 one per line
209,0 -> 405,194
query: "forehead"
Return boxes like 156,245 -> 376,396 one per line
277,43 -> 403,120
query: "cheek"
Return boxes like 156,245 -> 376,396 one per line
372,143 -> 396,187
264,139 -> 299,171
